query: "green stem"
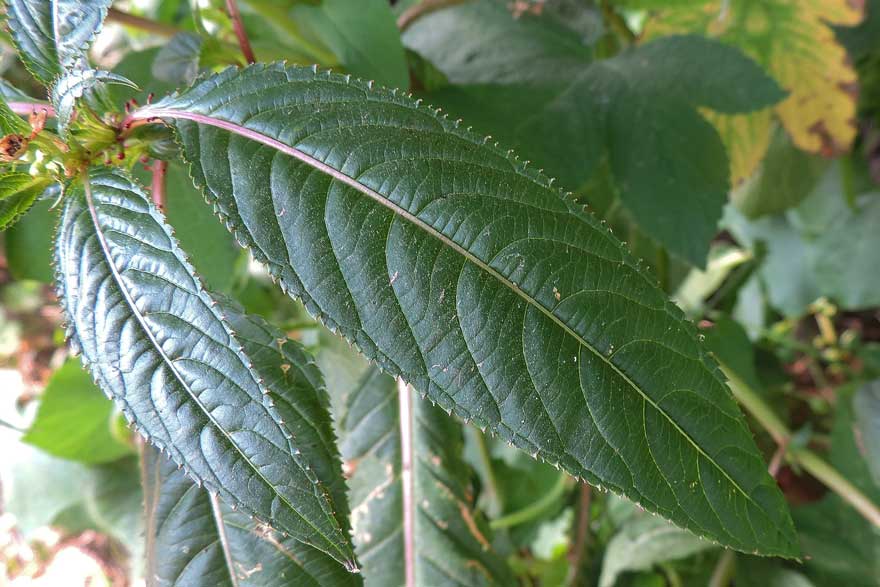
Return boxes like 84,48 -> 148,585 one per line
490,473 -> 571,530
792,449 -> 880,528
474,429 -> 504,513
720,362 -> 880,529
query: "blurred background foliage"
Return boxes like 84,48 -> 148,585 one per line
1,0 -> 879,585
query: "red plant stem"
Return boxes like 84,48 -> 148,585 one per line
150,160 -> 168,210
225,0 -> 256,64
566,483 -> 592,586
7,102 -> 55,117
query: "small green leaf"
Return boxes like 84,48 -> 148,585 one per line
2,0 -> 113,85
140,62 -> 799,557
23,359 -> 133,464
0,172 -> 52,231
143,448 -> 362,587
339,367 -> 515,586
55,169 -> 356,568
152,32 -> 203,86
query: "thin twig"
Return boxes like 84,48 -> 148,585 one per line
397,0 -> 468,32
225,0 -> 257,64
150,160 -> 168,210
397,378 -> 416,587
106,8 -> 180,38
566,483 -> 592,586
708,550 -> 735,587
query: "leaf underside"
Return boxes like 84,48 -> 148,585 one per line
141,63 -> 798,557
143,447 -> 361,587
341,367 -> 515,586
54,169 -> 356,568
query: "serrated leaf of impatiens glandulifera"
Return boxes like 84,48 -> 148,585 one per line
1,0 -> 112,85
643,0 -> 864,184
0,172 -> 52,230
339,368 -> 515,586
133,63 -> 799,557
143,448 -> 362,587
54,169 -> 356,569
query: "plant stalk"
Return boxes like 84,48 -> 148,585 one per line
106,8 -> 180,38
150,160 -> 167,210
225,0 -> 257,64
566,482 -> 592,586
397,378 -> 416,587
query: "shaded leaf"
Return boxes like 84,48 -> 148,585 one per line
599,514 -> 716,587
412,32 -> 784,264
402,0 -> 595,85
139,62 -> 799,556
732,126 -> 829,218
23,359 -> 134,464
143,447 -> 361,587
644,0 -> 864,182
1,0 -> 112,85
55,169 -> 356,568
854,380 -> 880,488
152,32 -> 203,86
339,367 -> 514,586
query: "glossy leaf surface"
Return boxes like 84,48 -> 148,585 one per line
54,169 -> 355,567
2,0 -> 112,85
138,63 -> 799,557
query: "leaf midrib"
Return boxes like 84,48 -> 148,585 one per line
135,106 -> 768,526
78,175 -> 345,561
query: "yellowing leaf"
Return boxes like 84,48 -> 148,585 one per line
644,0 -> 864,184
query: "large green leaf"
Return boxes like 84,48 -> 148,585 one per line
22,359 -> 133,464
340,367 -> 514,586
1,0 -> 112,85
54,169 -> 356,568
406,23 -> 785,265
143,447 -> 361,587
136,63 -> 798,557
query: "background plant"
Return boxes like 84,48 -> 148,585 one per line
0,1 -> 878,586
